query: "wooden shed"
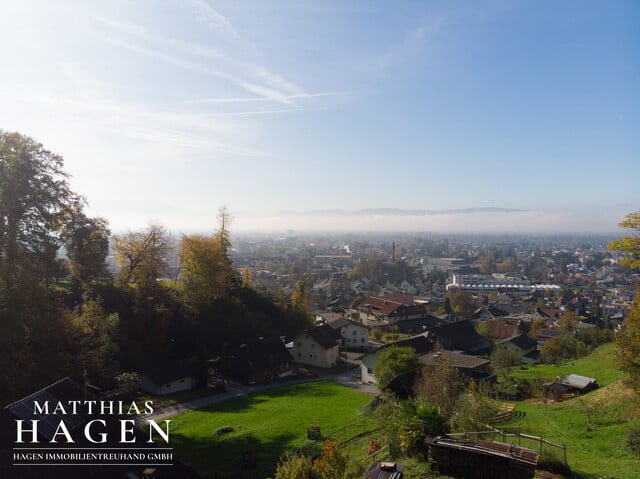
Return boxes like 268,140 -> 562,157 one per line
426,435 -> 539,479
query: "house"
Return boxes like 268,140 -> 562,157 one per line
560,374 -> 598,393
327,317 -> 370,349
141,359 -> 197,395
211,337 -> 293,384
5,377 -> 86,442
426,320 -> 493,356
291,324 -> 340,368
386,349 -> 493,398
356,294 -> 427,327
360,334 -> 434,385
543,374 -> 598,400
496,334 -> 539,364
419,350 -> 492,380
481,319 -> 520,341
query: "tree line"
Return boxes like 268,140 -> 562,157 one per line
0,131 -> 312,404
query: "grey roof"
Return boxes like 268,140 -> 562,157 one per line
420,350 -> 490,370
561,374 -> 597,390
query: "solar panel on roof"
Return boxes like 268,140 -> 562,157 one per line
9,390 -> 84,441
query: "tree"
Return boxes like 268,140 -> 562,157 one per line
113,223 -> 171,287
608,211 -> 640,269
447,289 -> 476,318
61,206 -> 110,284
68,297 -> 120,388
0,131 -> 80,400
449,384 -> 499,433
375,346 -> 421,390
0,130 -> 78,297
557,311 -> 580,332
616,292 -> 640,391
490,347 -> 521,380
290,278 -> 309,311
178,233 -> 239,310
414,361 -> 466,417
375,395 -> 447,459
540,335 -> 587,364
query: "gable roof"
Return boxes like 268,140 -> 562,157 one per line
359,296 -> 404,316
328,317 -> 368,331
381,292 -> 414,306
483,320 -> 519,340
142,358 -> 196,386
561,374 -> 597,390
420,350 -> 490,370
224,338 -> 293,378
297,324 -> 339,350
502,333 -> 538,351
5,377 -> 85,441
427,320 -> 493,355
392,334 -> 434,355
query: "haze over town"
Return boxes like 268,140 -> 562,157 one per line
1,1 -> 638,233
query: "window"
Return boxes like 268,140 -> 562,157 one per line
352,330 -> 357,335
367,368 -> 373,374
361,338 -> 365,343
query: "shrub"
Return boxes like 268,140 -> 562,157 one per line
625,423 -> 640,455
213,425 -> 235,436
275,453 -> 321,479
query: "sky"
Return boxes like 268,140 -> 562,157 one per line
0,0 -> 638,234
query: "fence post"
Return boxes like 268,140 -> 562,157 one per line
539,437 -> 543,454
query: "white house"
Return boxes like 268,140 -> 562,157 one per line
327,318 -> 370,349
291,325 -> 339,368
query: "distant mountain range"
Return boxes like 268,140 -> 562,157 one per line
276,207 -> 528,217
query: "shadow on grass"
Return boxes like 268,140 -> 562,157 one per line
171,430 -> 299,479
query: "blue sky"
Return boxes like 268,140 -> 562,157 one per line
1,0 -> 638,233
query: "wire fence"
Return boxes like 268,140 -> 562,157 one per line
299,417 -> 380,455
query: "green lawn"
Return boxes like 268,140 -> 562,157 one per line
511,343 -> 622,386
169,381 -> 372,479
501,343 -> 640,478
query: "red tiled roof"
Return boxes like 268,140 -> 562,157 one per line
483,320 -> 518,340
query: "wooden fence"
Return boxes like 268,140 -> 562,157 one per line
448,425 -> 567,465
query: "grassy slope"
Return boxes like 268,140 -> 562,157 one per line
169,381 -> 372,479
503,343 -> 640,478
511,343 -> 621,386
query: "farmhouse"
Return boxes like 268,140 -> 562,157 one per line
210,337 -> 293,384
291,324 -> 339,368
426,320 -> 493,356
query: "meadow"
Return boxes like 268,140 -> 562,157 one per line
502,343 -> 640,478
169,381 -> 372,479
